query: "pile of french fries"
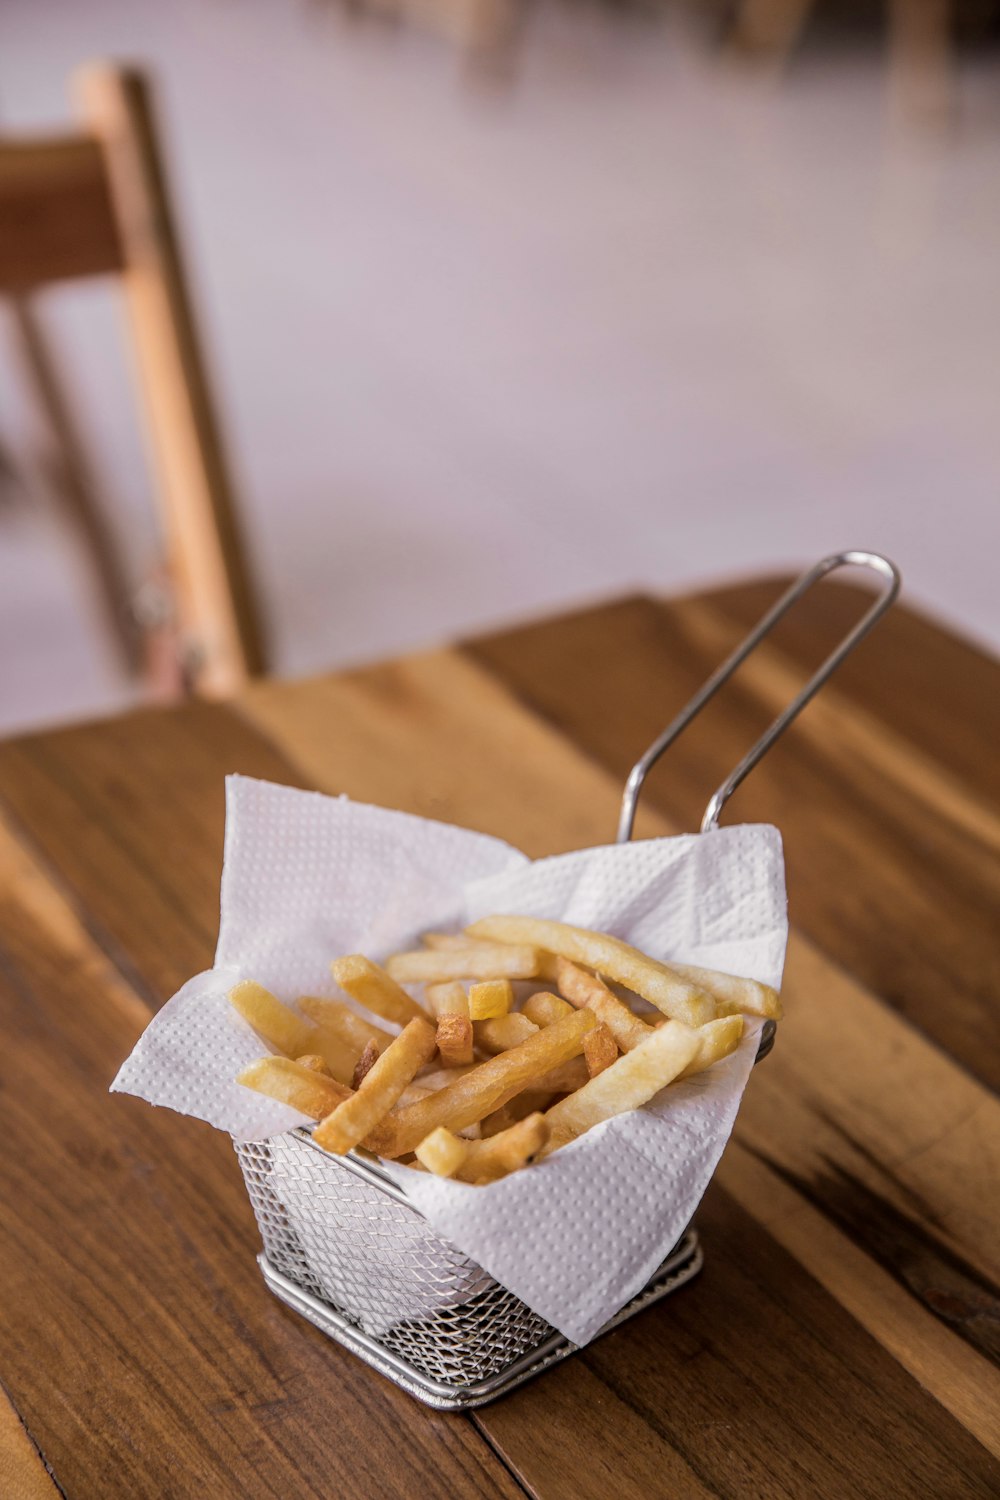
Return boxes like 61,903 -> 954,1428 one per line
234,916 -> 781,1186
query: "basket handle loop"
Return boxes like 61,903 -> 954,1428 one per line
616,549 -> 901,841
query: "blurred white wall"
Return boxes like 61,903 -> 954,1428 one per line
1,0 -> 999,732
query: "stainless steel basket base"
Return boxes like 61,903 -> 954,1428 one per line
258,1229 -> 703,1410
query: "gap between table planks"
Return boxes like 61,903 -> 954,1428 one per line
0,585 -> 996,1497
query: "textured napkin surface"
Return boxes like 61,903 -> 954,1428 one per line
113,774 -> 786,1345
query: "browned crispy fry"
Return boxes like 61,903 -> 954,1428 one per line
299,995 -> 395,1051
385,946 -> 540,985
436,1012 -> 475,1067
296,1053 -> 331,1075
475,1013 -> 538,1053
314,1017 -> 437,1155
555,958 -> 656,1052
583,1022 -> 618,1078
352,1037 -> 380,1089
467,917 -> 712,1026
331,955 -> 430,1026
539,1021 -> 700,1156
521,991 -> 573,1028
238,1056 -> 352,1118
365,1009 -> 597,1158
667,962 -> 783,1020
677,1014 -> 745,1078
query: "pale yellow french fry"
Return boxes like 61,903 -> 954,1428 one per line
421,933 -> 477,951
425,981 -> 469,1018
366,1009 -> 597,1158
299,995 -> 395,1051
296,1053 -> 331,1076
436,1013 -> 475,1067
414,1126 -> 470,1177
521,991 -> 573,1028
229,980 -> 316,1058
386,946 -> 540,985
538,1021 -> 700,1156
468,917 -> 713,1027
331,955 -> 430,1026
667,962 -> 783,1021
468,979 -> 513,1021
677,1015 -> 744,1078
554,958 -> 656,1052
238,1055 -> 352,1119
475,1013 -> 538,1054
314,1017 -> 438,1155
415,1064 -> 479,1090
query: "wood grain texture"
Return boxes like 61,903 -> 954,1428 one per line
0,1385 -> 60,1500
1,587 -> 998,1497
465,589 -> 1000,1089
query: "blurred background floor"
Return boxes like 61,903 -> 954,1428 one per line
2,0 -> 999,734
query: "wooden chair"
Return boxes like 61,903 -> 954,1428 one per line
0,63 -> 266,698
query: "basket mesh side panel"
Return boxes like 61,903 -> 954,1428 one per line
235,1136 -> 554,1386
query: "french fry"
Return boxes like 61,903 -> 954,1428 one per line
481,1089 -> 554,1136
352,1038 -> 380,1089
414,1126 -> 470,1178
238,1055 -> 352,1119
229,980 -> 316,1058
531,1056 -> 590,1094
366,1009 -> 597,1158
386,946 -> 540,985
314,1017 -> 437,1155
296,1053 -> 331,1075
475,1013 -> 538,1053
468,979 -> 513,1021
583,1023 -> 618,1078
299,996 -> 395,1052
332,955 -> 430,1026
554,958 -> 656,1052
521,991 -> 573,1028
416,1064 -> 479,1090
677,1015 -> 744,1078
667,962 -> 783,1021
436,1013 -> 475,1067
467,917 -> 713,1027
421,933 -> 478,951
538,1021 -> 701,1156
425,981 -> 469,1018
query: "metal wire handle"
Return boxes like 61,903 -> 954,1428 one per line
617,550 -> 901,841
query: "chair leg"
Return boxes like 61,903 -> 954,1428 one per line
8,296 -> 143,677
726,0 -> 816,65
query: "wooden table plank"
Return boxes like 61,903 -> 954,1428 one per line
465,591 -> 1000,1090
0,811 -> 524,1500
0,1386 -> 60,1500
1,592 -> 998,1497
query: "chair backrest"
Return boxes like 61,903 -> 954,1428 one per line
0,63 -> 265,696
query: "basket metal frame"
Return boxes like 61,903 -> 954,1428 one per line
241,550 -> 900,1408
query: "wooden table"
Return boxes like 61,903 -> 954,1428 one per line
2,579 -> 998,1500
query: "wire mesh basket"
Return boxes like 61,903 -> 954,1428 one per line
236,551 -> 899,1410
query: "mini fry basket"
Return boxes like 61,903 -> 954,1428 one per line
235,551 -> 899,1410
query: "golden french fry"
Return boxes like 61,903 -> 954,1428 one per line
238,1056 -> 352,1118
667,962 -> 783,1020
521,991 -> 573,1028
538,1021 -> 701,1156
421,933 -> 478,951
468,979 -> 513,1021
475,1013 -> 538,1054
299,995 -> 395,1052
296,1053 -> 331,1076
386,946 -> 540,985
414,1126 -> 470,1177
331,954 -> 430,1026
466,918 -> 713,1026
366,1009 -> 597,1158
436,1013 -> 474,1067
314,1017 -> 437,1155
425,981 -> 469,1018
554,958 -> 656,1052
229,980 -> 316,1058
677,1015 -> 744,1078
352,1037 -> 380,1089
461,1113 -> 549,1183
416,1064 -> 479,1090
583,1022 -> 618,1079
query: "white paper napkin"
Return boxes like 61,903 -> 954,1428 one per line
113,774 -> 786,1345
